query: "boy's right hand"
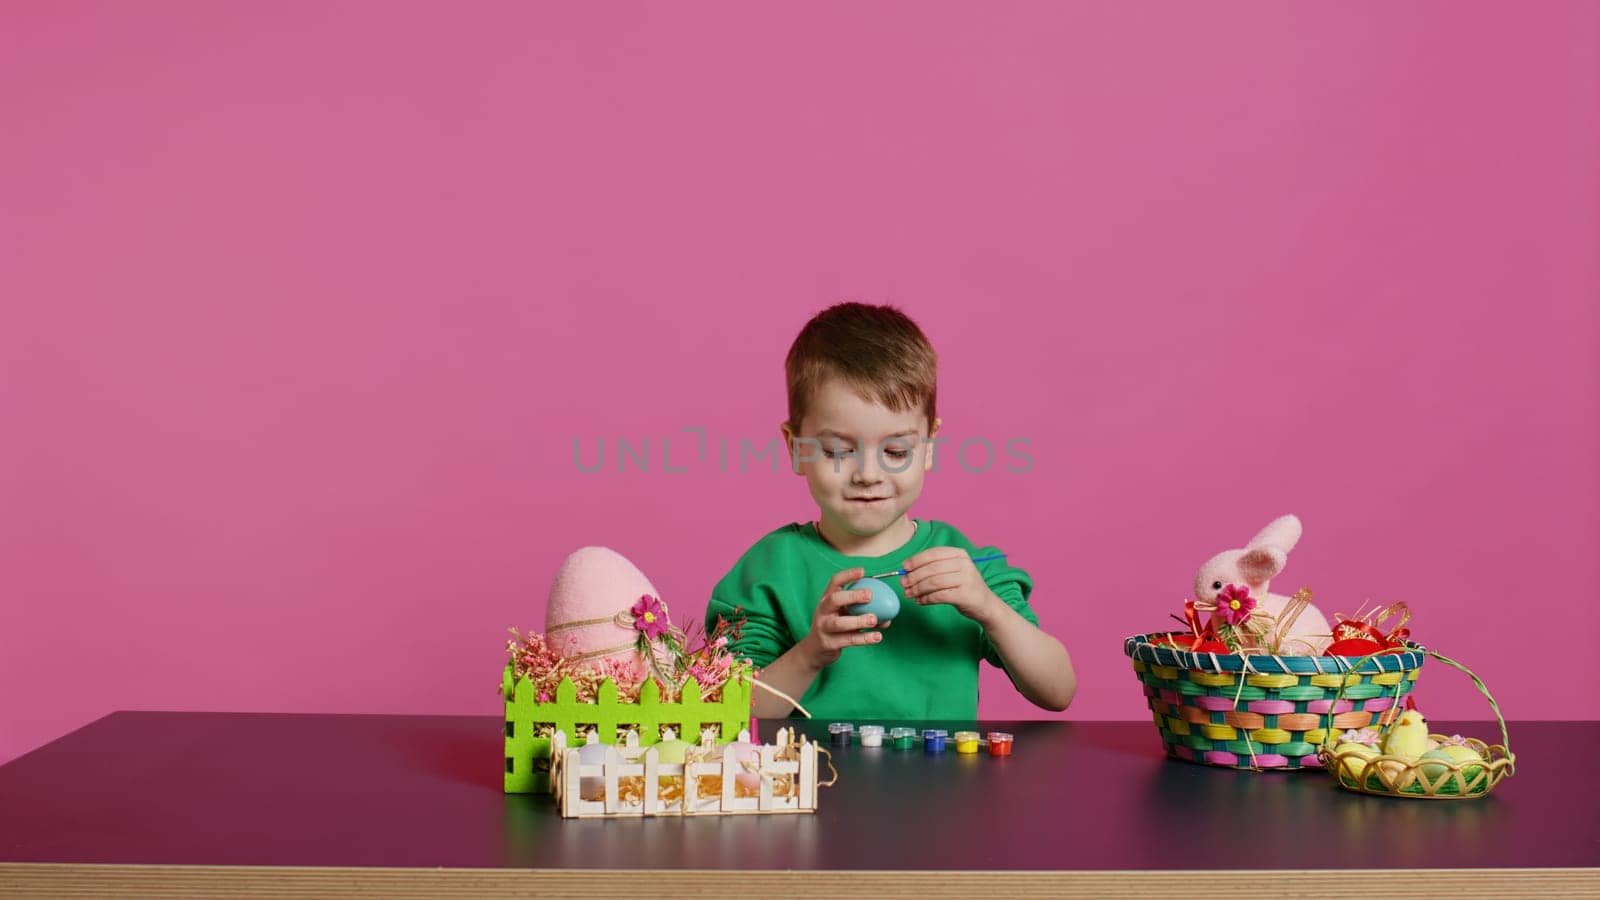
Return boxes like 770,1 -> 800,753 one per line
800,567 -> 885,668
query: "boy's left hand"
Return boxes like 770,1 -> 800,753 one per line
900,547 -> 1002,622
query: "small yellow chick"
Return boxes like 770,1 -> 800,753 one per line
1382,709 -> 1430,761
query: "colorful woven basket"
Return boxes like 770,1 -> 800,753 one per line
1123,632 -> 1426,771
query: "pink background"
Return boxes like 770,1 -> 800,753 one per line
3,1 -> 1597,765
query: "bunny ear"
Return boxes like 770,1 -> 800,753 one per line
1238,546 -> 1286,584
1247,515 -> 1302,554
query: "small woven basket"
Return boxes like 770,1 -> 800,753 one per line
1123,632 -> 1426,771
1316,649 -> 1514,799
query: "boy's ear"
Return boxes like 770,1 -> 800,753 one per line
779,421 -> 805,475
923,417 -> 942,471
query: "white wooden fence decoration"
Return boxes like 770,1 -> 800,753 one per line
550,726 -> 823,818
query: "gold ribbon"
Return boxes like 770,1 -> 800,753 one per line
1330,600 -> 1412,646
545,600 -> 667,663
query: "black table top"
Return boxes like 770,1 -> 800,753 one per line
0,712 -> 1594,871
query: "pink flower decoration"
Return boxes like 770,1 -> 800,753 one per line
1443,734 -> 1470,747
1341,728 -> 1381,746
1216,584 -> 1256,625
631,594 -> 669,640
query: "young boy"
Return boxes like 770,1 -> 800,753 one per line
705,302 -> 1076,720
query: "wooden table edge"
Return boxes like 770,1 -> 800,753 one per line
1,863 -> 1596,898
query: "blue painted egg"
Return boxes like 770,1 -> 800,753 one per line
844,577 -> 901,624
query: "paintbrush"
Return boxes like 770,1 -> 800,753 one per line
866,553 -> 1007,580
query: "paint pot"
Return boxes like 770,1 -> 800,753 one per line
954,731 -> 981,754
858,725 -> 885,747
987,732 -> 1014,757
923,729 -> 949,753
828,722 -> 855,746
890,727 -> 917,749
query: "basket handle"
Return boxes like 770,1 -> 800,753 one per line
1319,647 -> 1513,773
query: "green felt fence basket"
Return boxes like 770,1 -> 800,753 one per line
502,666 -> 753,793
1123,632 -> 1426,771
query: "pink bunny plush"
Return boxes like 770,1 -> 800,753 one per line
1193,514 -> 1333,655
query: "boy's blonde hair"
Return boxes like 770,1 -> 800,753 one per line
784,302 -> 938,433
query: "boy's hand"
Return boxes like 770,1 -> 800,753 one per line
800,567 -> 885,668
901,547 -> 1003,623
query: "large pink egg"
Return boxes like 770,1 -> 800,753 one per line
544,547 -> 658,677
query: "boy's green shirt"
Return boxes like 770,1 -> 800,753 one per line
704,519 -> 1039,720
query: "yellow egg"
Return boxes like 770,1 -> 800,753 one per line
653,738 -> 690,765
1440,743 -> 1485,764
650,738 -> 692,793
1333,743 -> 1379,783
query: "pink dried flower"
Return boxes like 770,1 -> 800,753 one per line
1216,584 -> 1256,625
631,594 -> 669,640
1341,728 -> 1381,746
501,607 -> 756,707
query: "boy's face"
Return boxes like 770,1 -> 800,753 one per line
781,377 -> 941,542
